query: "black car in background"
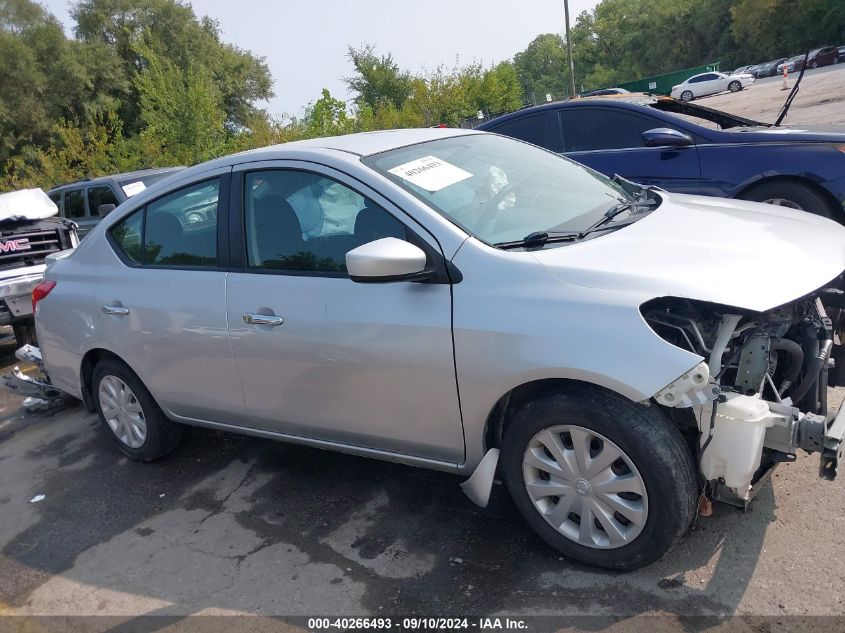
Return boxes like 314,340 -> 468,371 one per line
754,58 -> 786,77
48,167 -> 183,237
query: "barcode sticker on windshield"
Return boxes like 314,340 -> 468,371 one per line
388,156 -> 472,192
122,181 -> 146,197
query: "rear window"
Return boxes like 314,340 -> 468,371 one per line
487,113 -> 550,148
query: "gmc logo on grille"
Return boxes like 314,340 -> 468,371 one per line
0,238 -> 31,253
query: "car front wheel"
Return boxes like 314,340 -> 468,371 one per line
93,358 -> 182,461
728,80 -> 742,92
680,90 -> 694,102
501,385 -> 697,570
739,181 -> 835,219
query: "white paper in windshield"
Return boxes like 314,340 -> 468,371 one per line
122,181 -> 146,197
388,156 -> 472,192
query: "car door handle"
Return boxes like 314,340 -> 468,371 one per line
243,313 -> 284,327
102,305 -> 130,316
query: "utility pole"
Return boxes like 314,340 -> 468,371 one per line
564,0 -> 577,98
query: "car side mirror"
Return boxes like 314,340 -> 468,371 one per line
346,237 -> 428,283
642,128 -> 694,148
98,203 -> 116,218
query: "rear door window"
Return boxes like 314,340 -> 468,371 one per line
64,189 -> 87,219
145,180 -> 219,267
108,179 -> 220,268
487,113 -> 554,150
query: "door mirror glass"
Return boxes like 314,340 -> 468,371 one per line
642,128 -> 694,148
98,203 -> 116,217
346,238 -> 427,283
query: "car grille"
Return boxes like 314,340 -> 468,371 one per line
0,227 -> 63,271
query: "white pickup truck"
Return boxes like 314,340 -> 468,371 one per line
0,188 -> 78,346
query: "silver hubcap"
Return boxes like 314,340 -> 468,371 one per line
762,197 -> 803,210
522,425 -> 648,549
98,375 -> 147,448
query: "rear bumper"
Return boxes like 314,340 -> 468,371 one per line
0,272 -> 43,324
1,345 -> 66,404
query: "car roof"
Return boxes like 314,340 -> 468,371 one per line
478,94 -> 660,127
242,127 -> 478,158
134,128 -> 482,195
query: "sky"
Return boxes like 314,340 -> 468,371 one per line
39,0 -> 601,118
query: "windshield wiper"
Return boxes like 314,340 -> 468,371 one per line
495,199 -> 656,250
494,230 -> 580,250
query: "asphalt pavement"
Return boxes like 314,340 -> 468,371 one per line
1,334 -> 844,625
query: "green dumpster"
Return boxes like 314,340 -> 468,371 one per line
615,63 -> 721,96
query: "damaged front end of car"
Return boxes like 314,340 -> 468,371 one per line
643,287 -> 845,507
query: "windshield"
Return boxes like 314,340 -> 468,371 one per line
363,134 -> 634,245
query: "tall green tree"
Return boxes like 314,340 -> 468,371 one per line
514,34 -> 571,101
345,45 -> 413,110
71,0 -> 273,132
134,40 -> 227,165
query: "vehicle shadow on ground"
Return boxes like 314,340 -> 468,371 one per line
0,395 -> 774,629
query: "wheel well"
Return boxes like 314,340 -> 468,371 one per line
482,378 -> 699,459
79,348 -> 124,412
736,176 -> 842,222
483,378 -> 620,452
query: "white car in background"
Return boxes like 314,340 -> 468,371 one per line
670,71 -> 755,102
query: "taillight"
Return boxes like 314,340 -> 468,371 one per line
32,280 -> 56,313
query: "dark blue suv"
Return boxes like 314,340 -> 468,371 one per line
477,96 -> 845,221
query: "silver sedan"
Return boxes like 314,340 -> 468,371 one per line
30,128 -> 845,570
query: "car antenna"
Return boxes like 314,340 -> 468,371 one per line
774,50 -> 810,126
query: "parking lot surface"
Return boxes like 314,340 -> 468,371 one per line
1,332 -> 844,622
695,64 -> 845,127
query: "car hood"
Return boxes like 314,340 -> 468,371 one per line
531,192 -> 845,312
0,188 -> 57,222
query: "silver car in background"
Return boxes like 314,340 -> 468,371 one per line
30,128 -> 845,570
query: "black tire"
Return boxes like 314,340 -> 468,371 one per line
738,180 -> 835,219
728,80 -> 742,92
810,61 -> 818,69
92,358 -> 182,461
680,90 -> 693,102
12,320 -> 37,347
501,384 -> 697,571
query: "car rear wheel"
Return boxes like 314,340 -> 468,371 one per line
680,90 -> 693,102
739,181 -> 835,220
92,358 -> 182,461
728,80 -> 742,92
500,384 -> 697,570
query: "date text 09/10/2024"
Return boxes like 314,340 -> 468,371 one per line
307,618 -> 528,630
